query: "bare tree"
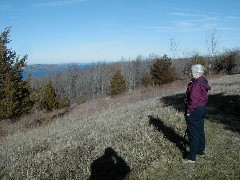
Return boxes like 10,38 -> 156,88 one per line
206,28 -> 220,74
169,35 -> 179,59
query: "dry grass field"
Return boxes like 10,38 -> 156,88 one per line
0,74 -> 240,179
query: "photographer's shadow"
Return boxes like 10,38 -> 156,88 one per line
89,147 -> 130,180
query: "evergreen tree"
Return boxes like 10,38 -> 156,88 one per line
0,27 -> 33,119
150,55 -> 176,85
20,76 -> 35,114
41,80 -> 59,111
58,95 -> 70,108
142,73 -> 154,87
110,70 -> 126,95
213,50 -> 238,74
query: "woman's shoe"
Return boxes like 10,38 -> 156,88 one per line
182,159 -> 195,164
197,154 -> 205,158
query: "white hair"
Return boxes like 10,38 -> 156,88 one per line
191,64 -> 205,75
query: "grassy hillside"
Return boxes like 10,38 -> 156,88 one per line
0,74 -> 239,179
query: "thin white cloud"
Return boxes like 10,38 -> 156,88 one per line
169,6 -> 221,16
169,7 -> 198,12
142,26 -> 168,29
225,16 -> 239,20
0,4 -> 29,12
0,16 -> 18,19
170,12 -> 195,17
218,27 -> 236,30
168,9 -> 228,32
142,26 -> 175,31
174,21 -> 195,27
171,11 -> 220,21
202,16 -> 219,21
169,6 -> 224,21
142,5 -> 237,34
0,4 -> 10,11
34,0 -> 88,7
142,21 -> 236,33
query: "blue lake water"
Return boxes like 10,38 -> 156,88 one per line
22,63 -> 91,80
22,68 -> 65,80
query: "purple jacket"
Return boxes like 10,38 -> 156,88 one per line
186,76 -> 211,115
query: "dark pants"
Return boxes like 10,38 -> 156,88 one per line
185,106 -> 206,161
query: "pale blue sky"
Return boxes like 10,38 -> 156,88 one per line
1,0 -> 240,64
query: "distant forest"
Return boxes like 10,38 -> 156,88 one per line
32,51 -> 239,102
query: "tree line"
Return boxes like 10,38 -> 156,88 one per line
1,27 -> 239,120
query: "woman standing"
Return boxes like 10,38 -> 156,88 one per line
183,64 -> 211,163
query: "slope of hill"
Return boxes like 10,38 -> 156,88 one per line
0,74 -> 239,179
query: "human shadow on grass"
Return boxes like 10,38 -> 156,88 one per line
148,115 -> 188,158
89,147 -> 130,180
160,93 -> 240,133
